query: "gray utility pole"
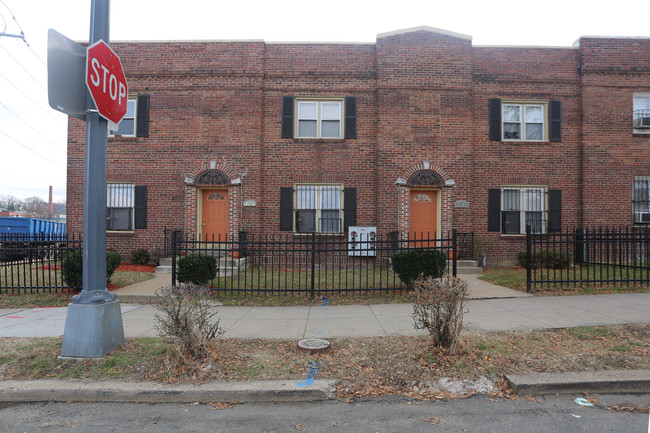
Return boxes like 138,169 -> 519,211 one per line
60,0 -> 125,358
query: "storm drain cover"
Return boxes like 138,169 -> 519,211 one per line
297,338 -> 331,353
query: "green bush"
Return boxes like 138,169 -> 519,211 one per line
106,251 -> 122,283
131,248 -> 151,265
517,250 -> 570,269
61,250 -> 83,289
176,254 -> 218,286
391,249 -> 447,286
61,250 -> 123,288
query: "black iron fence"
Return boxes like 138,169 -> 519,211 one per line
171,230 -> 458,296
0,234 -> 81,293
526,226 -> 650,292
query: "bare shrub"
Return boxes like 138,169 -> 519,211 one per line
154,285 -> 223,362
412,274 -> 469,353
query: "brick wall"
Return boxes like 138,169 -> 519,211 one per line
65,29 -> 650,264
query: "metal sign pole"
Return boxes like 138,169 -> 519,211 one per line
61,0 -> 124,358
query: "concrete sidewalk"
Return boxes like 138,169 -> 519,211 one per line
1,293 -> 648,339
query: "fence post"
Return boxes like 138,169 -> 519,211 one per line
310,232 -> 316,298
526,224 -> 532,293
452,228 -> 457,277
171,230 -> 177,288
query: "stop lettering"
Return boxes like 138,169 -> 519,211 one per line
85,40 -> 128,125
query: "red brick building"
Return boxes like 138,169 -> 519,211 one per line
66,27 -> 650,264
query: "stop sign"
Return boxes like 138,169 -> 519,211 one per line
85,40 -> 128,126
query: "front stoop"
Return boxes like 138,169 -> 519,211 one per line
155,256 -> 249,276
453,260 -> 483,275
155,257 -> 172,274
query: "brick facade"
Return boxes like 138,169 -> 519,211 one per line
66,27 -> 650,264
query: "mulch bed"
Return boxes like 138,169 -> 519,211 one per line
116,264 -> 156,273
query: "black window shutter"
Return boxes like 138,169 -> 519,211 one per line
549,100 -> 562,142
134,186 -> 147,229
489,99 -> 502,141
548,189 -> 562,232
343,188 -> 357,231
136,94 -> 150,138
344,96 -> 357,139
488,189 -> 501,232
280,187 -> 293,231
281,96 -> 294,139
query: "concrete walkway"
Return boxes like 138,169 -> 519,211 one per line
1,276 -> 648,339
110,272 -> 532,304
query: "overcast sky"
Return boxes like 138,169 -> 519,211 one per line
1,0 -> 649,203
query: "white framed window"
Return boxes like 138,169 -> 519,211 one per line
295,184 -> 342,233
502,103 -> 546,141
633,176 -> 650,224
106,183 -> 134,231
296,100 -> 342,139
501,187 -> 546,234
108,98 -> 137,137
633,94 -> 650,131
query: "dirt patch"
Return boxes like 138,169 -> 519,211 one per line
1,324 -> 647,400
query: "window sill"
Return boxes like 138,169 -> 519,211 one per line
293,232 -> 345,237
108,136 -> 138,140
107,230 -> 135,235
500,140 -> 549,144
292,138 -> 346,144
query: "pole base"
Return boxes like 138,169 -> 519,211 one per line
60,300 -> 125,358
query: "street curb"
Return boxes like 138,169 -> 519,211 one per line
0,379 -> 339,404
505,370 -> 650,395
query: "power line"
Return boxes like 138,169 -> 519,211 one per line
0,0 -> 45,66
0,101 -> 66,152
0,44 -> 47,92
0,70 -> 67,126
0,130 -> 65,169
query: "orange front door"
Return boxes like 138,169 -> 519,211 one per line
202,190 -> 228,240
410,189 -> 438,246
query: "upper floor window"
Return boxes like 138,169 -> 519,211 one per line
297,100 -> 342,138
502,103 -> 545,141
281,96 -> 357,140
108,99 -> 137,137
489,99 -> 561,143
633,94 -> 650,131
633,176 -> 650,224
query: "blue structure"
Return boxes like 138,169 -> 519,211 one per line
0,217 -> 66,237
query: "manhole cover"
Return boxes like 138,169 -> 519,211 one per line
297,338 -> 331,353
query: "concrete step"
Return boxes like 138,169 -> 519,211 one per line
217,257 -> 248,277
155,257 -> 249,276
449,260 -> 483,275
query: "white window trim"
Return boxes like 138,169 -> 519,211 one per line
633,93 -> 650,134
502,101 -> 548,142
294,184 -> 344,233
108,98 -> 137,137
106,182 -> 135,232
295,98 -> 344,139
633,176 -> 650,224
501,186 -> 547,235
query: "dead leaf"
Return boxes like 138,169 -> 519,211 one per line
606,403 -> 649,413
420,416 -> 440,425
295,424 -> 302,430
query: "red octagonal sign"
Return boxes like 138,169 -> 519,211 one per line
85,40 -> 128,126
